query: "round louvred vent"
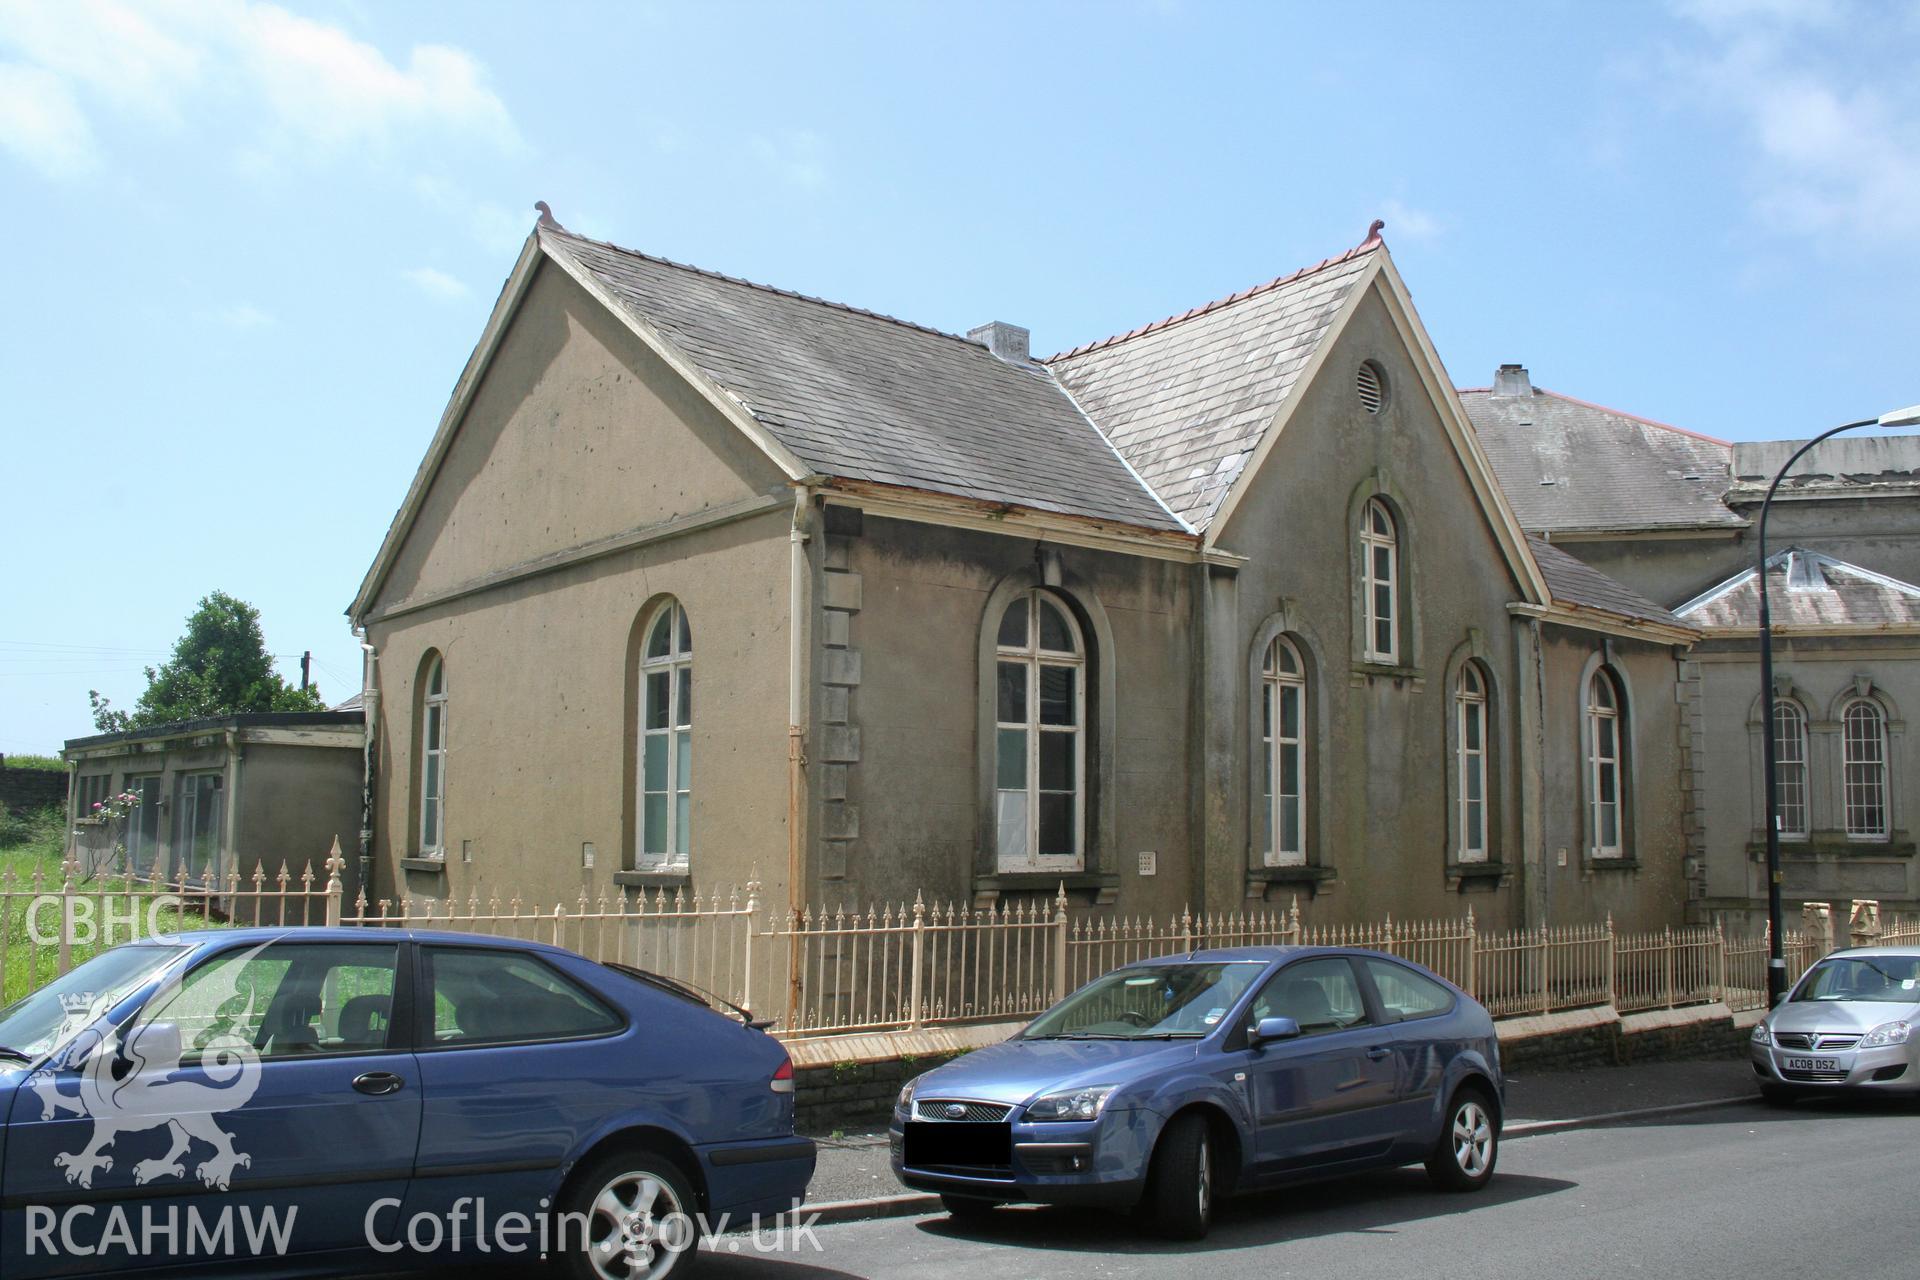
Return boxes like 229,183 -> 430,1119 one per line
1357,361 -> 1388,414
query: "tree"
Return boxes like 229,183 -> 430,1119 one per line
89,591 -> 325,732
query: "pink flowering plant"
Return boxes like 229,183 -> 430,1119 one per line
74,790 -> 141,881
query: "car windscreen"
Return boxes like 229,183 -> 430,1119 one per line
0,944 -> 185,1063
1023,962 -> 1266,1040
1790,954 -> 1920,1004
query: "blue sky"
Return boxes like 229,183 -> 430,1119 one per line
3,0 -> 1918,755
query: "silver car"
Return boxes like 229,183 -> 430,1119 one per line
1751,947 -> 1920,1102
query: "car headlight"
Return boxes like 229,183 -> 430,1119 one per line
1861,1020 -> 1912,1048
897,1079 -> 917,1112
1025,1085 -> 1118,1122
1751,1022 -> 1771,1044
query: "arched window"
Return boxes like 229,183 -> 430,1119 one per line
640,601 -> 693,866
419,654 -> 447,857
1842,699 -> 1889,841
1771,699 -> 1810,841
1585,668 -> 1626,859
1361,498 -> 1399,663
1260,637 -> 1308,867
1456,663 -> 1489,863
994,589 -> 1084,870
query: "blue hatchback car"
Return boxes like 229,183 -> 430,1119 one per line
0,927 -> 813,1279
892,946 -> 1503,1238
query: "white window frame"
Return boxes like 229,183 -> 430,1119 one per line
994,588 -> 1085,872
1585,669 -> 1625,860
419,656 -> 447,858
1260,637 -> 1308,867
1771,699 -> 1810,842
1361,498 -> 1399,664
639,601 -> 694,868
1841,698 -> 1890,842
1456,664 -> 1488,863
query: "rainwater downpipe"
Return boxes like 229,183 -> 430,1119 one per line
787,483 -> 814,1028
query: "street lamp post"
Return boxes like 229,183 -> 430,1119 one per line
1756,403 -> 1920,1005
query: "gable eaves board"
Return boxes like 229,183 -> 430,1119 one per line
1205,254 -> 1549,607
349,231 -> 546,622
1200,253 -> 1381,542
1374,255 -> 1550,606
347,233 -> 813,624
534,231 -> 813,485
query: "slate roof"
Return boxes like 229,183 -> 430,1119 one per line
539,228 -> 1184,532
1528,536 -> 1689,630
1047,243 -> 1381,530
1674,549 -> 1920,631
1460,384 -> 1743,534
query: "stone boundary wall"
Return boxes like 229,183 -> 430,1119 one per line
792,1003 -> 1755,1132
1,765 -> 67,816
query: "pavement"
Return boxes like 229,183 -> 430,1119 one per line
800,1056 -> 1758,1217
714,1091 -> 1920,1279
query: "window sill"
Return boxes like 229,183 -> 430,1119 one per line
614,869 -> 693,891
1349,661 -> 1424,688
1246,865 -> 1337,901
1745,838 -> 1915,860
1445,861 -> 1511,892
1581,855 -> 1640,877
973,871 -> 1118,909
400,857 -> 447,875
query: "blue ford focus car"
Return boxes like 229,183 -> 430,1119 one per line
891,946 -> 1503,1238
0,927 -> 812,1279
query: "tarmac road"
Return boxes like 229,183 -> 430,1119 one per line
697,1094 -> 1920,1280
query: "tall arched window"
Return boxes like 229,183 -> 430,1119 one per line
419,654 -> 447,857
995,589 -> 1084,870
1260,637 -> 1308,867
1771,699 -> 1810,841
1585,668 -> 1626,859
1842,698 -> 1889,841
1456,663 -> 1489,863
640,601 -> 693,866
1361,498 -> 1399,663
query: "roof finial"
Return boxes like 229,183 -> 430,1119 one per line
534,200 -> 559,230
1361,218 -> 1385,248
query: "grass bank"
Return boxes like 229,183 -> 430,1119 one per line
0,805 -> 214,1006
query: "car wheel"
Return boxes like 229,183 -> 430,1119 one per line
1141,1112 -> 1214,1240
1425,1086 -> 1498,1192
1759,1083 -> 1800,1107
939,1194 -> 1002,1221
558,1150 -> 701,1280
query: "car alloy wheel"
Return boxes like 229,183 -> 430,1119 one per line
1195,1136 -> 1212,1220
1452,1099 -> 1493,1178
1426,1086 -> 1498,1192
583,1164 -> 694,1280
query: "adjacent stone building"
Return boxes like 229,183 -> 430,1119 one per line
348,220 -> 1701,932
61,712 -> 365,898
1464,370 -> 1920,927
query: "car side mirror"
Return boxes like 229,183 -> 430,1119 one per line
121,1020 -> 182,1071
1251,1016 -> 1302,1046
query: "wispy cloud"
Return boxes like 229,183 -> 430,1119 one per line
0,0 -> 516,179
412,175 -> 532,255
0,62 -> 95,176
211,301 -> 273,329
1379,198 -> 1442,243
403,266 -> 469,300
1665,0 -> 1920,250
751,128 -> 829,190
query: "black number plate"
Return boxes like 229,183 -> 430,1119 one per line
902,1122 -> 1012,1168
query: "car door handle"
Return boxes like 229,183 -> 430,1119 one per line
1366,1047 -> 1392,1061
353,1071 -> 406,1097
